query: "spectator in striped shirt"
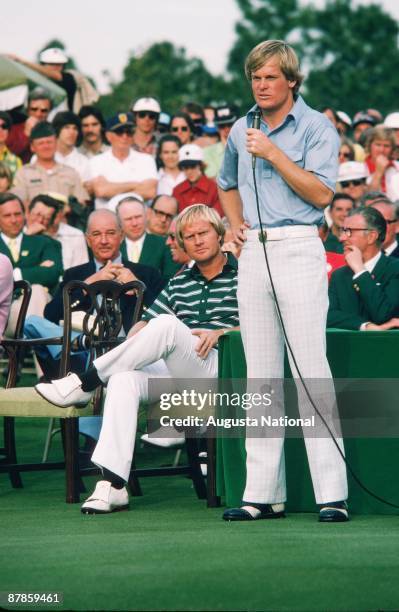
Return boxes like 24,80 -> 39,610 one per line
36,204 -> 239,514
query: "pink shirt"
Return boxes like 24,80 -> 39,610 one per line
0,254 -> 14,338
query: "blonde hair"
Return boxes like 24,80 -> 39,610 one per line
0,162 -> 12,189
245,40 -> 303,94
365,126 -> 396,155
175,204 -> 225,249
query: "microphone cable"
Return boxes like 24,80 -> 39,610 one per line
251,108 -> 399,509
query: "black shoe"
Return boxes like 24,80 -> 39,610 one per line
223,501 -> 285,521
319,501 -> 349,522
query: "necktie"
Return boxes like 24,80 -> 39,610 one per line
7,238 -> 19,262
129,242 -> 140,263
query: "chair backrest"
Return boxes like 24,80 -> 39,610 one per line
11,280 -> 32,341
59,279 -> 146,377
1,280 -> 32,388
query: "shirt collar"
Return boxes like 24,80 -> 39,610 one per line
364,251 -> 382,273
94,254 -> 122,271
246,95 -> 307,130
180,174 -> 208,193
189,252 -> 238,280
384,240 -> 398,256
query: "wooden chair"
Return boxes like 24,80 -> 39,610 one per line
0,279 -> 144,502
0,279 -> 32,489
0,279 -> 208,504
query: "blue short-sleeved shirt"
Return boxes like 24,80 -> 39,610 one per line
217,96 -> 340,228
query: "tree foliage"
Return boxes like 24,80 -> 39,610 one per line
302,0 -> 399,115
98,42 -> 229,117
37,1 -> 399,118
226,0 -> 399,115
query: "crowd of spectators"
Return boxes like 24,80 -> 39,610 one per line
1,47 -> 399,347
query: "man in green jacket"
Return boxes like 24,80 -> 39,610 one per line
328,206 -> 399,330
116,195 -> 179,280
0,192 -> 63,333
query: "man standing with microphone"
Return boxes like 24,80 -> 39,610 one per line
218,40 -> 348,522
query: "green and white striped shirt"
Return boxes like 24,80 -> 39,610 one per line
142,255 -> 238,330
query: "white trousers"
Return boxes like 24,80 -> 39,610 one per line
91,314 -> 218,481
239,229 -> 348,505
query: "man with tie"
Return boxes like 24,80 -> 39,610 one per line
115,195 -> 179,280
0,192 -> 63,333
328,206 -> 399,330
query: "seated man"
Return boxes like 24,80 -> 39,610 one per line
85,113 -> 158,210
25,192 -> 89,270
0,192 -> 63,334
35,204 -> 239,514
25,208 -> 164,375
328,206 -> 399,330
146,195 -> 178,237
116,195 -> 179,279
371,198 -> 399,258
12,122 -> 89,208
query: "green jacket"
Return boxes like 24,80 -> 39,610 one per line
120,233 -> 179,280
327,254 -> 399,330
0,233 -> 63,292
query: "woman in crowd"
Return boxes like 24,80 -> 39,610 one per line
169,112 -> 195,146
365,126 -> 399,201
156,134 -> 185,195
338,138 -> 355,164
0,162 -> 12,193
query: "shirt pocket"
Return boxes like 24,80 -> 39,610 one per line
283,149 -> 304,168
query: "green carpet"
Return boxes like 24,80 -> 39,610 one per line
1,419 -> 399,612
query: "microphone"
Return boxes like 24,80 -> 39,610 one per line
252,109 -> 261,169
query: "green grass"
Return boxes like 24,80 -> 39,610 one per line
1,419 -> 399,611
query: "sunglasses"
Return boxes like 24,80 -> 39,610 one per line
0,122 -> 9,130
113,127 -> 134,136
171,126 -> 189,133
137,111 -> 158,120
339,151 -> 351,159
167,232 -> 176,240
340,179 -> 366,188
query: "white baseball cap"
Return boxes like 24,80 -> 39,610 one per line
39,48 -> 68,64
384,112 -> 399,129
338,161 -> 369,183
336,110 -> 352,127
178,144 -> 204,164
132,97 -> 161,114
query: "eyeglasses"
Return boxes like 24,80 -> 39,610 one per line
340,179 -> 366,188
137,111 -> 158,120
171,126 -> 189,133
113,127 -> 134,136
153,209 -> 174,221
167,232 -> 176,240
339,227 -> 370,237
29,107 -> 49,114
